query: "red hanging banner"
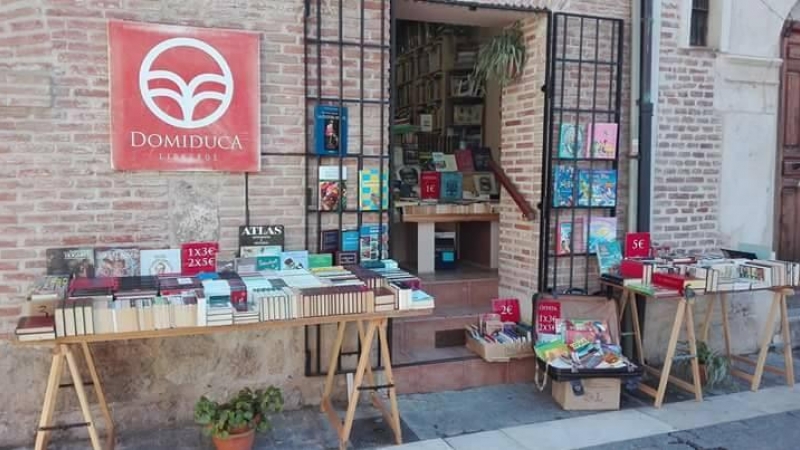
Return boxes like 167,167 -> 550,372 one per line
108,20 -> 261,172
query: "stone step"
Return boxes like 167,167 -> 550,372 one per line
393,355 -> 536,394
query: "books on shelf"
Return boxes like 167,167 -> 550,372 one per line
440,172 -> 463,202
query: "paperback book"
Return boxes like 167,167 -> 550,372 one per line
281,251 -> 309,270
341,229 -> 359,252
360,224 -> 389,262
588,217 -> 617,252
46,247 -> 96,277
552,165 -> 575,207
471,147 -> 493,172
319,165 -> 347,211
320,229 -> 340,253
556,219 -> 586,255
314,105 -> 348,156
95,248 -> 140,277
440,172 -> 463,202
359,169 -> 389,211
596,240 -> 622,275
140,249 -> 181,276
586,122 -> 618,159
420,171 -> 441,200
239,245 -> 282,258
558,123 -> 585,159
577,169 -> 617,207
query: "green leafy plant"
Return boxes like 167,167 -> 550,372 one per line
676,340 -> 730,389
472,21 -> 526,88
194,387 -> 284,439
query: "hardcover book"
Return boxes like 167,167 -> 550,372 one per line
472,173 -> 498,197
359,224 -> 388,262
341,229 -> 359,252
440,172 -> 463,202
552,165 -> 575,207
395,165 -> 420,199
420,171 -> 441,200
556,219 -> 586,255
319,180 -> 347,211
281,251 -> 309,270
238,225 -> 284,249
335,251 -> 359,265
589,217 -> 617,252
239,245 -> 282,258
586,122 -> 618,159
314,105 -> 348,156
432,152 -> 458,172
308,253 -> 334,268
472,147 -> 493,171
46,248 -> 96,277
577,169 -> 617,207
140,249 -> 181,276
180,242 -> 218,276
95,247 -> 140,277
321,229 -> 340,253
359,169 -> 389,211
255,256 -> 281,271
558,123 -> 585,159
455,149 -> 475,172
596,240 -> 622,275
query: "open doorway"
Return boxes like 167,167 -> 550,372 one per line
389,0 -> 541,366
778,20 -> 800,262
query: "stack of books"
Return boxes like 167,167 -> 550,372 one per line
15,316 -> 56,342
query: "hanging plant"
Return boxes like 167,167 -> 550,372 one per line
472,21 -> 526,88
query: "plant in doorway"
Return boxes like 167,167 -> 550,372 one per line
472,21 -> 526,88
194,386 -> 284,450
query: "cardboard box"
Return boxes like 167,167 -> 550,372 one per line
465,328 -> 534,363
551,378 -> 620,411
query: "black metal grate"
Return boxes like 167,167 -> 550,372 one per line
538,13 -> 625,296
301,0 -> 392,377
690,0 -> 709,47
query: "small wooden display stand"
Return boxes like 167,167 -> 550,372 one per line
699,288 -> 795,391
402,212 -> 499,274
604,283 -> 703,408
18,310 -> 432,450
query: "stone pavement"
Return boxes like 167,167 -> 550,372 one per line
6,349 -> 798,450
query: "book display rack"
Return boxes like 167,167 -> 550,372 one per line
538,13 -> 625,295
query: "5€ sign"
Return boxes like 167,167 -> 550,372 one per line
625,232 -> 651,258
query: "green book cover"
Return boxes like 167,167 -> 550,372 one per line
308,253 -> 333,269
596,240 -> 622,275
255,256 -> 281,271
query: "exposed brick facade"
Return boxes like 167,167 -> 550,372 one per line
652,1 -> 721,252
0,0 -> 632,444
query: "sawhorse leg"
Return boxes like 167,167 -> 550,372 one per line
321,319 -> 403,450
34,344 -> 115,450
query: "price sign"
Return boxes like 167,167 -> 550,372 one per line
625,232 -> 651,258
536,301 -> 561,335
181,242 -> 219,276
491,298 -> 521,323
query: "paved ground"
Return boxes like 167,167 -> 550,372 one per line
6,349 -> 798,450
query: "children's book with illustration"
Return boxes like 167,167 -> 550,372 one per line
359,169 -> 389,211
558,123 -> 585,159
577,169 -> 617,207
588,217 -> 617,252
314,105 -> 348,156
586,122 -> 618,159
596,240 -> 622,275
552,165 -> 575,207
556,219 -> 586,255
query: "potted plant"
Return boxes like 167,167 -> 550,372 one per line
194,386 -> 283,450
676,340 -> 730,389
472,21 -> 527,88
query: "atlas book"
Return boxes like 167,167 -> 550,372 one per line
577,169 -> 617,207
95,247 -> 140,277
552,165 -> 575,207
45,247 -> 96,278
238,225 -> 284,249
359,169 -> 389,211
589,217 -> 617,252
314,104 -> 348,156
586,122 -> 618,159
140,249 -> 181,276
558,123 -> 585,159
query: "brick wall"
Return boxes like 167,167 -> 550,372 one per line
652,1 -> 721,252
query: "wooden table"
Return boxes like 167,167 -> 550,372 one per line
603,283 -> 703,408
402,213 -> 499,274
699,288 -> 795,391
17,309 -> 432,450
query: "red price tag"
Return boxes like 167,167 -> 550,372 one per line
181,242 -> 219,276
491,298 -> 520,323
536,301 -> 561,335
625,232 -> 651,258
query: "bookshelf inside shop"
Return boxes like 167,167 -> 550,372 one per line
392,20 -> 500,274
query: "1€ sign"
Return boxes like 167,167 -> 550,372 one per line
625,232 -> 651,258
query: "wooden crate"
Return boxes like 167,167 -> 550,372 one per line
551,378 -> 620,411
465,328 -> 534,363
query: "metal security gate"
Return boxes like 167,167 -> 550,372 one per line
538,12 -> 625,295
301,0 -> 392,376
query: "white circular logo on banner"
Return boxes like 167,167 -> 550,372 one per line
139,37 -> 233,129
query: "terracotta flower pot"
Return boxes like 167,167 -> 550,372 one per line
211,428 -> 255,450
